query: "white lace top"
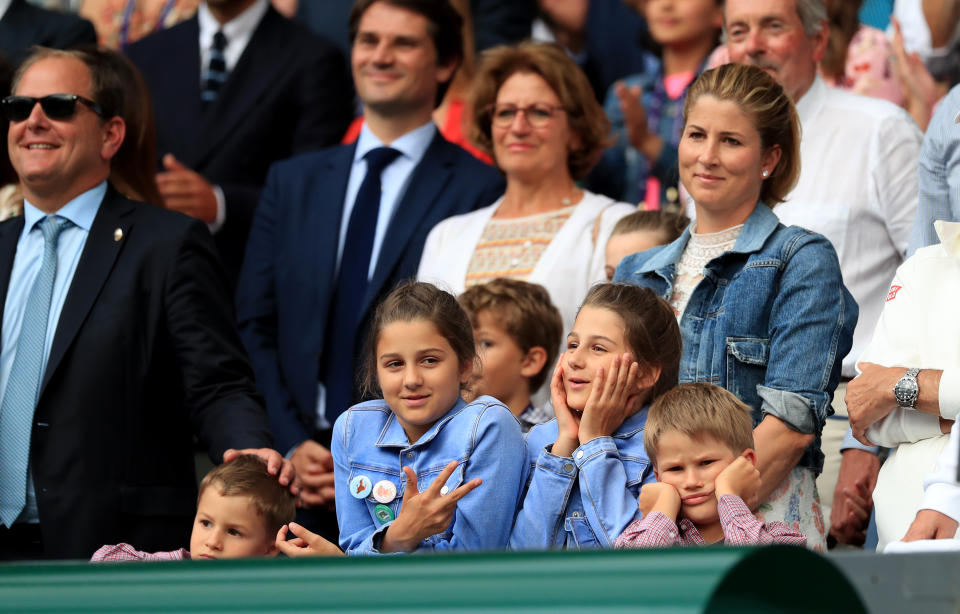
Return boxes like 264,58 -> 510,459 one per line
669,224 -> 744,319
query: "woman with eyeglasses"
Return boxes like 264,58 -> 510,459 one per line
418,41 -> 635,353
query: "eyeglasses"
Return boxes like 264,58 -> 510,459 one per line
486,103 -> 565,128
1,94 -> 106,122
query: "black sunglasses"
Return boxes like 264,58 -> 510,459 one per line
1,94 -> 106,122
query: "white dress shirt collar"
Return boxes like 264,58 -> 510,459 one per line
21,181 -> 106,239
935,221 -> 960,260
0,0 -> 13,20
794,75 -> 827,125
197,0 -> 269,74
353,120 -> 437,168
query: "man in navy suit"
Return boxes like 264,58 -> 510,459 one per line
0,0 -> 96,67
126,0 -> 354,289
236,0 -> 503,537
0,47 -> 289,560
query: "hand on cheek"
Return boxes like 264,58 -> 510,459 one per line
714,455 -> 760,507
578,353 -> 642,443
551,358 -> 581,457
638,481 -> 681,521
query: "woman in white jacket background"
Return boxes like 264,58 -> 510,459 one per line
418,41 -> 635,341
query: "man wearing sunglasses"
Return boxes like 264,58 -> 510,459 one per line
0,48 -> 288,560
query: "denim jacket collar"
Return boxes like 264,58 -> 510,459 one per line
612,406 -> 649,438
631,203 -> 779,276
375,397 -> 468,449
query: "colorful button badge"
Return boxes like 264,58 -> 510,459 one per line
349,475 -> 372,499
374,504 -> 395,524
372,480 -> 397,504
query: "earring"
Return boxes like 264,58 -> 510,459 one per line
761,169 -> 770,178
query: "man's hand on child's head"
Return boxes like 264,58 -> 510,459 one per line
638,482 -> 681,521
276,522 -> 344,557
714,455 -> 760,505
224,448 -> 299,495
579,353 -> 641,443
380,460 -> 482,553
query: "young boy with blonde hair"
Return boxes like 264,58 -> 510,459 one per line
458,278 -> 562,432
92,455 -> 297,561
615,383 -> 806,547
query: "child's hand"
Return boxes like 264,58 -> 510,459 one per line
380,461 -> 482,553
638,482 -> 681,521
275,522 -> 344,557
578,354 -> 641,444
550,358 -> 581,458
714,456 -> 761,505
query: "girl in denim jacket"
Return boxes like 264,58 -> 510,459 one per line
328,282 -> 527,555
614,64 -> 857,551
510,283 -> 681,549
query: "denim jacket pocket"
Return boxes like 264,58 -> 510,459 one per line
348,464 -> 404,527
620,456 -> 652,488
725,337 -> 770,415
565,513 -> 599,549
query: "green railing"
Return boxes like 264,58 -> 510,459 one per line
0,546 -> 866,613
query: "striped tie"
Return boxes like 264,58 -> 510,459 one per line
201,30 -> 228,106
0,216 -> 71,527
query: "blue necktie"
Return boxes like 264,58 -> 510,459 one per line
321,147 -> 401,422
0,216 -> 71,527
201,30 -> 228,105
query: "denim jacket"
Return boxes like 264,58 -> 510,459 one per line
332,396 -> 527,555
613,204 -> 857,473
509,408 -> 655,550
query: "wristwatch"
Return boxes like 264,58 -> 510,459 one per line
893,367 -> 921,409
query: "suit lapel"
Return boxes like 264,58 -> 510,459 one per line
193,7 -> 291,166
0,217 -> 26,356
364,134 -> 454,313
306,146 -> 355,317
40,189 -> 133,393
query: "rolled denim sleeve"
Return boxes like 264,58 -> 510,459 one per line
761,233 -> 857,434
574,436 -> 648,548
509,441 -> 578,550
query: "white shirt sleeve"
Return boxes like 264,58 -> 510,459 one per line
919,415 -> 960,522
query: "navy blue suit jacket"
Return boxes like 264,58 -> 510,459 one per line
126,7 -> 353,290
236,133 -> 503,452
0,0 -> 96,66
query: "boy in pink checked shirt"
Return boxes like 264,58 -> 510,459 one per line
616,383 -> 806,548
91,455 -> 307,562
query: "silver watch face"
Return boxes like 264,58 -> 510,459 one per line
895,376 -> 919,407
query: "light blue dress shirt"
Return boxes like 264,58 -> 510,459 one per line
312,121 -> 437,431
908,83 -> 960,256
0,181 -> 105,523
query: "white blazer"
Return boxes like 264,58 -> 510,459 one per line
417,190 -> 635,338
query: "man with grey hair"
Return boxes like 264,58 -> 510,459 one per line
723,0 -> 922,549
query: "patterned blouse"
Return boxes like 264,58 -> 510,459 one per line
464,205 -> 576,287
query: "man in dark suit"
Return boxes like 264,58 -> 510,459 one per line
0,0 -> 97,67
236,0 -> 503,537
0,47 -> 289,560
126,0 -> 354,289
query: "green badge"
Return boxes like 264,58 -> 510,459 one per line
374,504 -> 395,524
